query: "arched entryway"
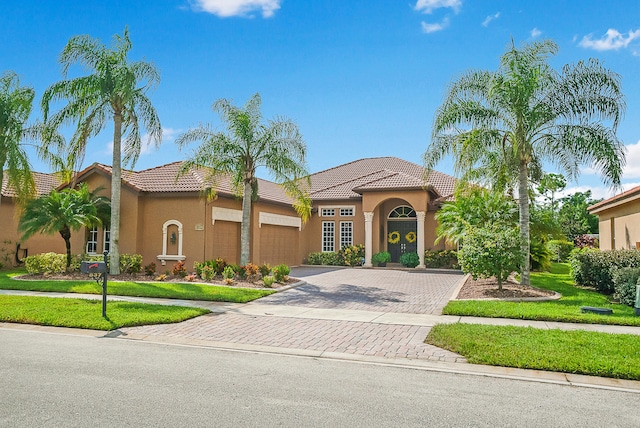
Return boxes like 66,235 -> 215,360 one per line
387,206 -> 417,263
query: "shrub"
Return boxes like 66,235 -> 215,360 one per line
154,273 -> 167,281
212,258 -> 227,275
262,275 -> 275,287
235,265 -> 248,280
574,234 -> 598,249
570,249 -> 640,294
611,267 -> 640,306
547,240 -> 574,263
244,263 -> 259,279
400,252 -> 420,268
306,252 -> 343,266
185,273 -> 197,282
458,227 -> 523,290
530,238 -> 551,272
171,260 -> 187,277
272,264 -> 290,283
144,262 -> 157,276
258,263 -> 271,278
119,254 -> 143,274
340,244 -> 365,267
24,253 -> 66,275
222,265 -> 235,281
423,250 -> 459,269
372,251 -> 391,265
194,262 -> 216,281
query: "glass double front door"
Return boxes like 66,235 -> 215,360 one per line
387,221 -> 417,263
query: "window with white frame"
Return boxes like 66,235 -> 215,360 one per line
322,221 -> 335,252
103,227 -> 111,253
86,227 -> 98,254
339,207 -> 354,217
340,221 -> 353,248
321,208 -> 335,217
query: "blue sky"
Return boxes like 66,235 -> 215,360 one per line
2,0 -> 640,199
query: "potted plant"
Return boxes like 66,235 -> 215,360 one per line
372,251 -> 391,267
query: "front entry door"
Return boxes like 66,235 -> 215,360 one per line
387,221 -> 417,263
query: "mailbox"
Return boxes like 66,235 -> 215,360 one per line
81,261 -> 107,274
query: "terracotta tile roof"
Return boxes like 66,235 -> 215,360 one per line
588,185 -> 640,213
308,157 -> 456,200
1,171 -> 61,197
80,162 -> 294,205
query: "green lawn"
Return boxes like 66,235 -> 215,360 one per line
444,263 -> 640,326
2,270 -> 275,303
427,323 -> 640,380
0,295 -> 209,330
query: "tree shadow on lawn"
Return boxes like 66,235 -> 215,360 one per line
258,283 -> 406,308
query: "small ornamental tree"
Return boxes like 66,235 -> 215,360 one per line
458,227 -> 524,291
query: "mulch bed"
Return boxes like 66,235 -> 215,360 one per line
455,275 -> 556,300
15,272 -> 298,290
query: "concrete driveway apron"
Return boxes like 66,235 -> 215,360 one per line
121,267 -> 467,362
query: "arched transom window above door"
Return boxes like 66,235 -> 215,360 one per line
388,206 -> 416,219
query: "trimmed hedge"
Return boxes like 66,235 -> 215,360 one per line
424,250 -> 459,269
306,252 -> 343,266
570,249 -> 640,294
611,267 -> 640,306
24,253 -> 67,274
400,252 -> 420,268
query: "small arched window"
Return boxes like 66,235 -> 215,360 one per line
388,206 -> 416,219
157,220 -> 186,266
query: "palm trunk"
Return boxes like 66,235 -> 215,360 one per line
240,180 -> 252,266
518,163 -> 530,286
59,226 -> 72,268
110,113 -> 122,275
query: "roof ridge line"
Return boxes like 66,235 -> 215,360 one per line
309,169 -> 392,195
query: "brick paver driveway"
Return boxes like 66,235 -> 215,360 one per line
122,268 -> 466,362
262,267 -> 464,315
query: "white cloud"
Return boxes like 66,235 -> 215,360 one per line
190,0 -> 281,18
622,140 -> 640,179
531,27 -> 541,38
578,28 -> 640,51
141,128 -> 180,155
414,0 -> 461,14
560,182 -> 640,201
421,18 -> 450,33
482,12 -> 499,27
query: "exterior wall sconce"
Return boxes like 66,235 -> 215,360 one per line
170,232 -> 177,245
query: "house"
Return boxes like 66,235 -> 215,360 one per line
0,157 -> 456,268
588,185 -> 640,250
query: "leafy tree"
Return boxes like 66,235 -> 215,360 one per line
435,186 -> 518,245
42,28 -> 161,274
18,184 -> 110,268
558,190 -> 601,241
177,93 -> 311,265
425,39 -> 625,285
0,71 -> 37,205
458,226 -> 524,291
536,173 -> 566,215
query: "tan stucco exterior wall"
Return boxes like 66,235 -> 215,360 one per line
593,199 -> 640,250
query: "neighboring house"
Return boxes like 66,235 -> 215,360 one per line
589,185 -> 640,250
0,157 -> 455,268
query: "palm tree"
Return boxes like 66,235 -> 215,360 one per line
176,93 -> 311,265
41,28 -> 162,274
424,39 -> 625,285
18,184 -> 110,268
0,71 -> 37,205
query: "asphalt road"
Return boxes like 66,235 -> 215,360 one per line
1,328 -> 639,427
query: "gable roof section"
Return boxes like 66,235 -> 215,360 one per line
71,162 -> 294,205
308,157 -> 455,200
1,171 -> 61,198
589,185 -> 640,214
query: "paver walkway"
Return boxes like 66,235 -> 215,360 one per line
120,267 -> 468,362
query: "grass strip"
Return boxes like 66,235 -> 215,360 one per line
0,295 -> 209,330
443,263 -> 640,326
427,323 -> 640,380
1,270 -> 275,303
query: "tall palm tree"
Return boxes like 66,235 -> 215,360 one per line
424,39 -> 625,285
176,93 -> 311,265
0,71 -> 37,206
18,184 -> 110,268
41,28 -> 162,274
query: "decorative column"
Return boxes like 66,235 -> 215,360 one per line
364,211 -> 374,267
416,211 -> 426,269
